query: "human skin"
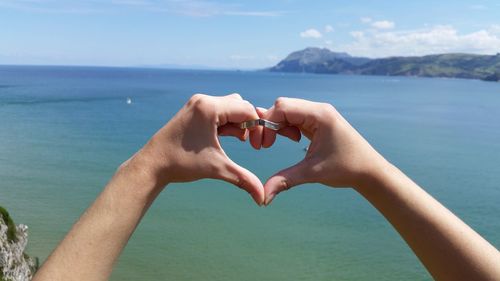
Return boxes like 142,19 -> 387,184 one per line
32,94 -> 500,281
32,94 -> 266,281
259,97 -> 500,281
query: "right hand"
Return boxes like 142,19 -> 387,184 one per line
259,97 -> 389,205
126,93 -> 265,205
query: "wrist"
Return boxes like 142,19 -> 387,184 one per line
354,154 -> 395,194
116,150 -> 168,200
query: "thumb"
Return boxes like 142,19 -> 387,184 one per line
264,159 -> 311,206
216,157 -> 265,206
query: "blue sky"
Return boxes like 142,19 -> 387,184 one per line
1,0 -> 499,68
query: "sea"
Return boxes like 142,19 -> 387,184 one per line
0,65 -> 499,281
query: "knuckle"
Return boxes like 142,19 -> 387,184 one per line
187,93 -> 206,106
192,95 -> 214,111
273,97 -> 289,116
281,178 -> 290,191
229,93 -> 243,100
310,102 -> 337,122
187,95 -> 218,121
274,97 -> 288,108
191,93 -> 206,101
242,100 -> 255,111
320,102 -> 336,114
321,102 -> 334,110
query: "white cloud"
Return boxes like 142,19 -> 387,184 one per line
360,17 -> 372,23
300,28 -> 323,39
371,20 -> 395,30
325,25 -> 334,33
350,31 -> 364,40
342,25 -> 500,57
489,24 -> 500,35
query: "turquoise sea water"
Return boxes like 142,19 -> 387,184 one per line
1,66 -> 499,280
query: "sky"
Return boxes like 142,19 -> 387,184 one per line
1,0 -> 500,68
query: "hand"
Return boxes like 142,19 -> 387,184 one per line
130,93 -> 265,205
259,97 -> 388,205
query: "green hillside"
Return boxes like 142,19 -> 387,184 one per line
269,48 -> 500,82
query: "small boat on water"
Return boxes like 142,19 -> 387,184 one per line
126,97 -> 132,104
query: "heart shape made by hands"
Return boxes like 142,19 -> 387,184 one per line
217,110 -> 305,206
159,94 -> 344,207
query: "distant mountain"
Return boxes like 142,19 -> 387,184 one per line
270,47 -> 371,73
269,47 -> 500,82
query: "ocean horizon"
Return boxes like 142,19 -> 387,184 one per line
1,65 -> 499,280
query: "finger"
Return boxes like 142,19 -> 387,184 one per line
248,107 -> 267,149
261,105 -> 279,148
249,125 -> 263,150
277,126 -> 301,143
216,158 -> 265,206
217,98 -> 259,126
249,107 -> 266,149
264,159 -> 311,205
218,124 -> 247,141
226,93 -> 243,100
266,97 -> 311,125
256,107 -> 267,117
262,97 -> 315,148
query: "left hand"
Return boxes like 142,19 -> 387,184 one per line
255,97 -> 387,205
129,93 -> 265,205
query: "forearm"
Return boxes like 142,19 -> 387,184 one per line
33,153 -> 163,281
32,94 -> 263,281
356,160 -> 500,281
